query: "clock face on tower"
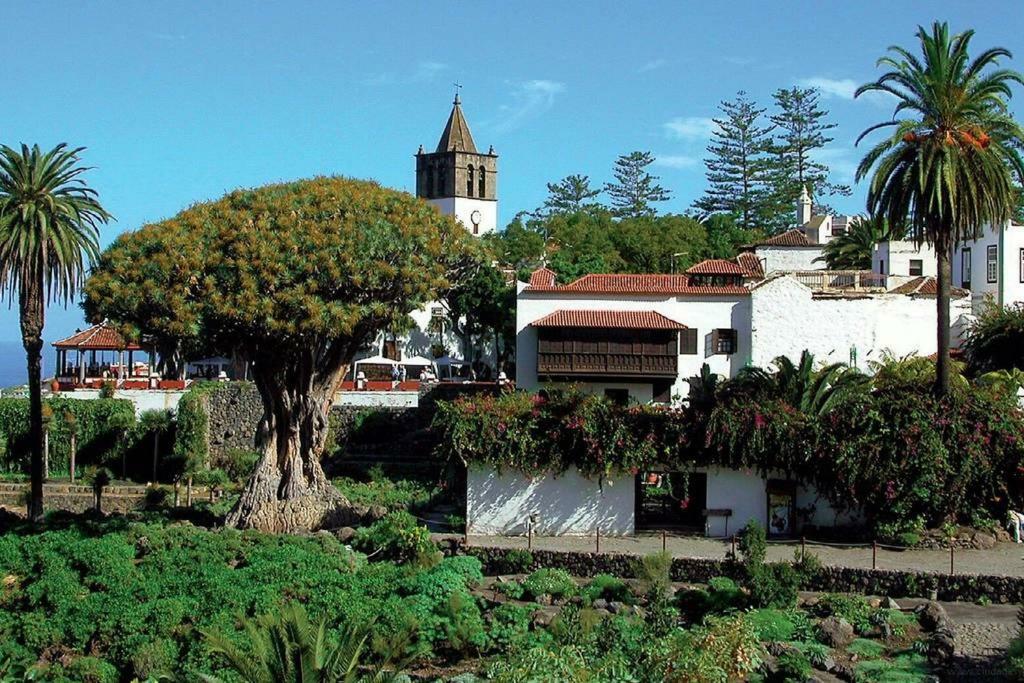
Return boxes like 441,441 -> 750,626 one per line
470,210 -> 481,226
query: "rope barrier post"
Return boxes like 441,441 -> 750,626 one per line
662,529 -> 667,553
872,540 -> 877,570
527,519 -> 532,551
730,534 -> 736,560
800,535 -> 806,562
950,544 -> 954,576
595,524 -> 601,554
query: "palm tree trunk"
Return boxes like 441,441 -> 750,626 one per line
19,278 -> 45,522
935,239 -> 952,396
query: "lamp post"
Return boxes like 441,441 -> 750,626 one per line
670,252 -> 688,274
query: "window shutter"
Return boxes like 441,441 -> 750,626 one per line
710,329 -> 721,355
681,329 -> 698,355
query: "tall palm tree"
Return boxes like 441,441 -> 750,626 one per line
818,214 -> 904,270
855,22 -> 1024,395
0,144 -> 109,521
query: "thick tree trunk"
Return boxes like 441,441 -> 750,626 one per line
226,351 -> 357,533
935,238 -> 952,396
20,280 -> 45,523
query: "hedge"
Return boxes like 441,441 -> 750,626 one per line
0,397 -> 135,475
171,381 -> 219,474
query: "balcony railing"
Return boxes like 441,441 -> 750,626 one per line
538,351 -> 678,378
789,270 -> 887,292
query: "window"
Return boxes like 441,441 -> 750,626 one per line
987,245 -> 998,283
680,328 -> 698,355
712,329 -> 737,355
425,165 -> 435,198
466,165 -> 475,197
478,167 -> 486,197
879,259 -> 885,275
909,259 -> 923,276
437,165 -> 446,196
961,248 -> 971,287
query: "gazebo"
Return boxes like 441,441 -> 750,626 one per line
52,321 -> 150,388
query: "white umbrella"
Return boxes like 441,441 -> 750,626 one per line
400,355 -> 434,367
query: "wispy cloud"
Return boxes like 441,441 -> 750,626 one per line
663,116 -> 716,141
653,154 -> 700,170
490,80 -> 565,133
811,147 -> 859,183
798,77 -> 859,100
413,61 -> 448,82
798,76 -> 892,106
637,58 -> 667,74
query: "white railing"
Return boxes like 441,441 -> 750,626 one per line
789,270 -> 887,292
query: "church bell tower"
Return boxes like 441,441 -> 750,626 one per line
415,94 -> 498,236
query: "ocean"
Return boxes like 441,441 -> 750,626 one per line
0,340 -> 44,389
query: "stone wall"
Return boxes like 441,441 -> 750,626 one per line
464,545 -> 1024,604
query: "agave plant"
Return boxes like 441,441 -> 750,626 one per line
201,602 -> 409,683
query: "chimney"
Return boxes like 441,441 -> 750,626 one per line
797,185 -> 812,226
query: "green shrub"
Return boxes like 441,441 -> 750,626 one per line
747,609 -> 799,642
332,470 -> 439,512
635,550 -> 673,596
495,580 -> 525,601
581,574 -> 634,604
736,520 -> 767,566
353,511 -> 440,567
814,594 -> 874,633
747,563 -> 799,609
220,448 -> 260,482
497,549 -> 534,574
676,577 -> 746,622
854,652 -> 930,681
521,568 -> 576,601
775,649 -> 812,681
172,382 -> 218,474
791,640 -> 832,669
487,603 -> 533,652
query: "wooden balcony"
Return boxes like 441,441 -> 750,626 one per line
537,328 -> 679,380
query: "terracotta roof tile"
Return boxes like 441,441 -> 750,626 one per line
686,259 -> 746,275
757,229 -> 811,247
528,272 -> 748,296
735,252 -> 765,278
887,276 -> 969,298
531,310 -> 686,330
528,267 -> 557,288
53,322 -> 142,350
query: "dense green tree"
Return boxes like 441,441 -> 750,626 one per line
0,144 -> 110,521
442,264 -> 515,371
611,214 -> 708,273
702,213 -> 764,260
483,216 -> 545,278
765,87 -> 850,230
604,151 -> 671,218
85,177 -> 472,531
694,92 -> 775,230
541,174 -> 603,215
546,210 -> 624,279
856,22 -> 1024,395
817,214 -> 899,270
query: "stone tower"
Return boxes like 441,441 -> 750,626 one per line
415,95 -> 498,235
796,185 -> 812,226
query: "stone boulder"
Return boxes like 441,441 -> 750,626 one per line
816,616 -> 855,648
916,601 -> 950,632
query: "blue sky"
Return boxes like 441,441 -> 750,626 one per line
1,1 -> 1023,354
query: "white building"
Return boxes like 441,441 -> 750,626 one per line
872,240 -> 937,280
478,260 -> 971,538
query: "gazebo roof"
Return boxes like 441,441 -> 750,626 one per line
53,322 -> 142,351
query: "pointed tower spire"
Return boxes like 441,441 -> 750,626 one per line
797,184 -> 812,225
436,93 -> 477,153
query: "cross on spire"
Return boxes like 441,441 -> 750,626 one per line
453,82 -> 462,104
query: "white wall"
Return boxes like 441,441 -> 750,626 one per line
427,196 -> 497,236
704,468 -> 765,537
757,247 -> 824,274
749,276 -> 971,370
515,291 -> 752,403
872,240 -> 936,278
332,391 -> 419,408
467,465 -> 635,536
58,389 -> 188,416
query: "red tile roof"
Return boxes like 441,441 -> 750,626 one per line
528,272 -> 748,296
53,322 -> 142,350
757,229 -> 811,247
531,310 -> 687,330
887,276 -> 969,298
528,267 -> 557,287
686,259 -> 746,275
735,252 -> 765,278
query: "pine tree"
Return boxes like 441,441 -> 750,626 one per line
764,86 -> 851,231
693,92 -> 774,231
542,174 -> 603,215
604,151 -> 671,218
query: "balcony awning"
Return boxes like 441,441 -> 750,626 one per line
532,310 -> 686,330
